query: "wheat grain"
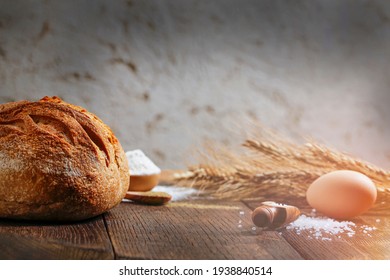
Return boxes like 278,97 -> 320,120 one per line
173,130 -> 390,214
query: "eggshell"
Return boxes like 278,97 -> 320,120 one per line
306,170 -> 377,219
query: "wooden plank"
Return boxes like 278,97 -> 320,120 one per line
350,215 -> 390,259
104,200 -> 302,260
0,216 -> 114,260
279,213 -> 389,260
244,199 -> 390,259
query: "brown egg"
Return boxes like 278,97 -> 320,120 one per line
306,170 -> 377,219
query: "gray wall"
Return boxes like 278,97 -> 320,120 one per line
1,0 -> 390,169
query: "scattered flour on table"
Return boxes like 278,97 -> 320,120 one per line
126,149 -> 161,175
154,185 -> 199,201
285,214 -> 377,240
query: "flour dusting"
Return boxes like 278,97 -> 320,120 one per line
0,151 -> 24,172
126,149 -> 161,175
285,214 -> 376,240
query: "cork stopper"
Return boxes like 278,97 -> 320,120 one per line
251,201 -> 301,229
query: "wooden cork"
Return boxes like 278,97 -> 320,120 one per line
251,201 -> 300,229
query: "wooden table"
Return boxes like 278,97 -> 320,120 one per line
0,173 -> 389,260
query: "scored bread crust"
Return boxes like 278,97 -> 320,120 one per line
0,96 -> 129,221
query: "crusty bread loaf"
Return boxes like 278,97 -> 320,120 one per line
0,96 -> 130,221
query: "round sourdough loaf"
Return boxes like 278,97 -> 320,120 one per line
0,96 -> 129,221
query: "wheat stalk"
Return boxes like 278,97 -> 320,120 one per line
173,131 -> 390,214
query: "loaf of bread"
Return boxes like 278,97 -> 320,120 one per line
0,96 -> 130,221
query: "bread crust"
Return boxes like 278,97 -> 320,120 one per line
0,96 -> 129,221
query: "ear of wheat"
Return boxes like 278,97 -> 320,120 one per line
172,130 -> 390,214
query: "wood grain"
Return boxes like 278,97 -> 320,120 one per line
351,215 -> 390,259
104,200 -> 302,260
1,190 -> 389,259
0,215 -> 113,260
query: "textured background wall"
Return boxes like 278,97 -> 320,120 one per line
1,0 -> 390,169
